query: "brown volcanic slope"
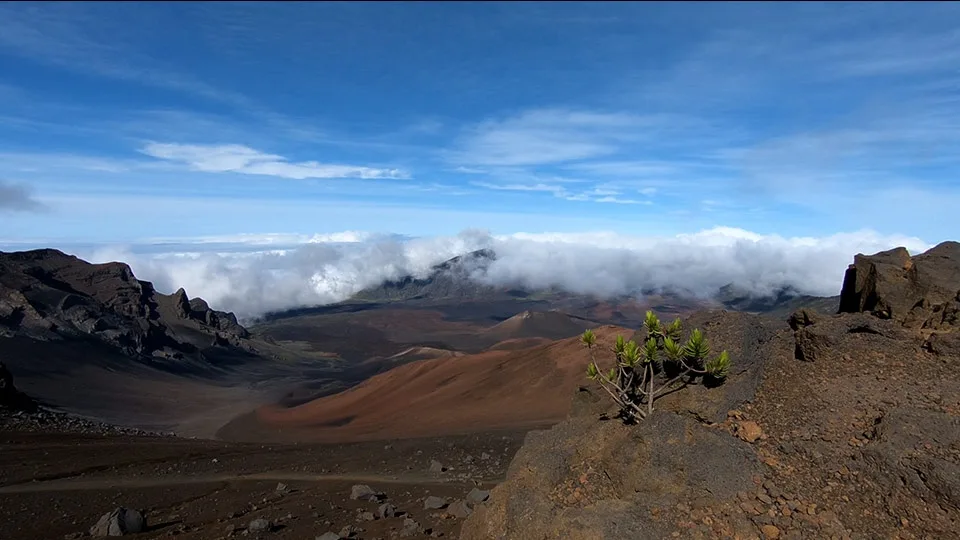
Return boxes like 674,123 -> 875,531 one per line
217,326 -> 630,443
480,309 -> 595,343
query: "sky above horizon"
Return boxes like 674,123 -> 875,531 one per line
0,2 -> 957,314
2,2 -> 959,243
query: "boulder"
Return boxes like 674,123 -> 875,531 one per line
789,309 -> 834,362
349,484 -> 379,502
428,459 -> 446,473
399,518 -> 422,537
248,518 -> 272,533
316,533 -> 341,540
460,410 -> 762,539
89,507 -> 145,537
466,488 -> 490,504
839,241 -> 960,328
376,503 -> 397,519
423,496 -> 447,510
445,499 -> 472,518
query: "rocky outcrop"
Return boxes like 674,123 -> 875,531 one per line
839,241 -> 960,329
0,249 -> 253,364
461,405 -> 764,540
461,311 -> 774,540
463,241 -> 960,540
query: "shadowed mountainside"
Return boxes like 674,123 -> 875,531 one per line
0,249 -> 344,435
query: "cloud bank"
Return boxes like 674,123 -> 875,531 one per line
75,227 -> 931,321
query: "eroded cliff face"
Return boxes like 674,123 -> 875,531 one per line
0,249 -> 253,363
839,241 -> 960,329
462,242 -> 960,540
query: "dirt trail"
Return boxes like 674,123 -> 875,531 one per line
0,471 -> 493,494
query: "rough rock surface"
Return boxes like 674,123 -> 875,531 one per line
0,249 -> 249,356
462,405 -> 763,539
462,242 -> 960,540
89,507 -> 145,537
839,241 -> 960,328
0,249 -> 253,364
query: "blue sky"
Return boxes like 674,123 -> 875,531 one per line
2,1 -> 960,246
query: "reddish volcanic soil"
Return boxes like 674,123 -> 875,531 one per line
0,430 -> 526,540
218,326 -> 630,444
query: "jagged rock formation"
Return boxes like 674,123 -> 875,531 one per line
462,241 -> 960,540
839,241 -> 960,329
0,249 -> 253,363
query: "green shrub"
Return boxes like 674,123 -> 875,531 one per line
581,311 -> 731,421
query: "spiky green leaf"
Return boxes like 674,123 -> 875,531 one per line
613,334 -> 626,358
586,361 -> 599,379
662,337 -> 683,362
705,350 -> 731,379
683,328 -> 711,362
643,337 -> 659,364
608,367 -> 617,381
644,310 -> 661,334
666,318 -> 683,341
622,340 -> 641,367
581,329 -> 597,348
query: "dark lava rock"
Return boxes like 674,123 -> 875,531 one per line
789,309 -> 834,362
0,248 -> 254,367
629,310 -> 775,424
89,507 -> 145,537
248,518 -> 272,533
461,409 -> 762,539
839,241 -> 960,329
857,407 -> 960,510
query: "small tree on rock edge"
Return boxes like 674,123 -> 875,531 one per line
581,311 -> 731,421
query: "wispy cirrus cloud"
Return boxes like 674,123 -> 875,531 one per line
452,108 -> 668,167
140,143 -> 408,180
472,181 -> 653,205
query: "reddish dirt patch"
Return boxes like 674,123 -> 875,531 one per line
220,326 -> 630,443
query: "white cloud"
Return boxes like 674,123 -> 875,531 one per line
471,181 -> 653,205
593,196 -> 650,205
77,227 -> 931,320
453,108 -> 673,167
470,181 -> 568,196
140,143 -> 408,180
